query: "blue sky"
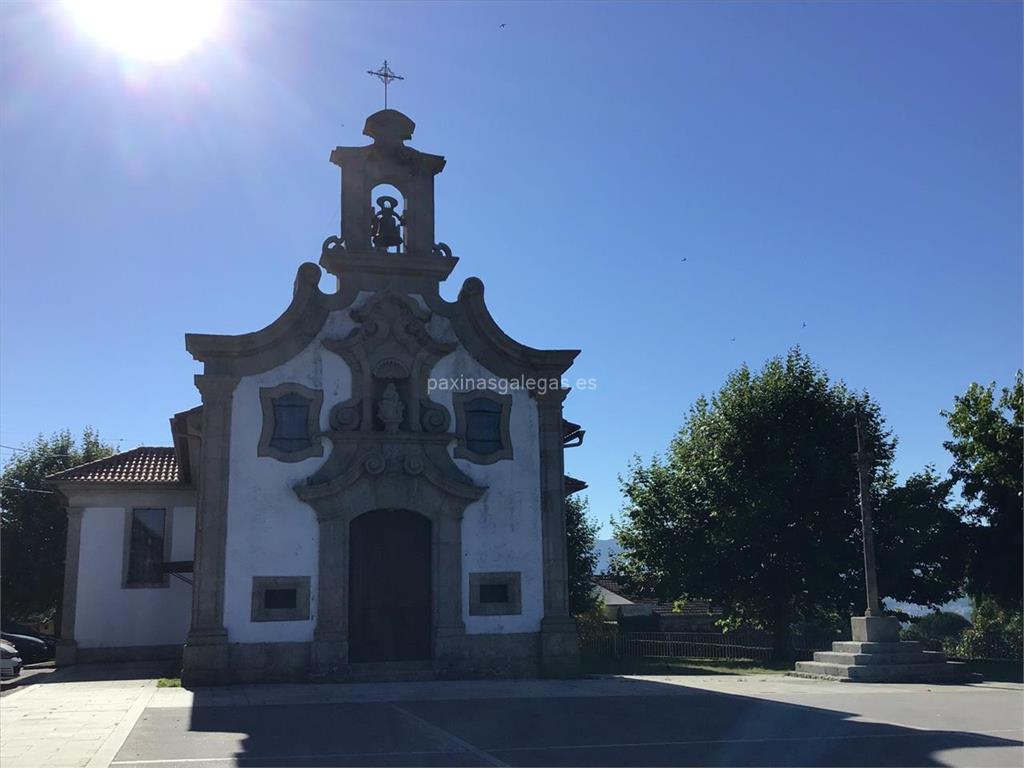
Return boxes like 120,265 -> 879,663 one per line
1,1 -> 1020,536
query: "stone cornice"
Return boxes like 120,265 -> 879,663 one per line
185,263 -> 343,377
426,277 -> 580,383
185,264 -> 579,386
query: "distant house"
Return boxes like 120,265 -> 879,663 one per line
590,575 -> 722,631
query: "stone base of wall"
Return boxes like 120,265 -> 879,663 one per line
227,642 -> 312,684
180,632 -> 562,685
436,632 -> 541,679
76,644 -> 184,664
540,616 -> 581,678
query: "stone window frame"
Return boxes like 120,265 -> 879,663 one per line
251,576 -> 311,622
469,571 -> 522,616
453,390 -> 513,465
121,507 -> 173,589
258,383 -> 324,463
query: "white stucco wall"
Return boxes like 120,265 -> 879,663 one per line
427,311 -> 545,635
223,307 -> 357,643
222,292 -> 545,643
74,502 -> 195,649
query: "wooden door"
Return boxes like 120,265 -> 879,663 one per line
348,508 -> 432,663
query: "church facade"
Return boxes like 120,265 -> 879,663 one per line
47,109 -> 584,684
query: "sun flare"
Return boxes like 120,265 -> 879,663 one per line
65,0 -> 224,63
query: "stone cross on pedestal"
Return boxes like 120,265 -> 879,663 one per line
849,411 -> 899,643
854,414 -> 881,617
789,411 -> 971,680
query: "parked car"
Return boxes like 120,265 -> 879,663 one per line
1,619 -> 57,655
0,639 -> 22,679
1,632 -> 50,664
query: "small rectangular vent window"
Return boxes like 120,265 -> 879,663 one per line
251,576 -> 310,622
263,588 -> 297,611
479,583 -> 510,604
469,572 -> 522,616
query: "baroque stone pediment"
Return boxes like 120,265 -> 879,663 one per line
296,291 -> 481,509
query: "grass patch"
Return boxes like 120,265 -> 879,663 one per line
156,677 -> 182,688
582,656 -> 792,677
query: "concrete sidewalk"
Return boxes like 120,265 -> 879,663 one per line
0,676 -> 157,768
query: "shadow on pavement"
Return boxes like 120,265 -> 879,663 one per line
21,659 -> 180,684
111,676 -> 1023,767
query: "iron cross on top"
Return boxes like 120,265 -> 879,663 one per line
367,60 -> 404,109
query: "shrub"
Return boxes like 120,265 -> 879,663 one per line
944,598 -> 1023,661
902,611 -> 971,651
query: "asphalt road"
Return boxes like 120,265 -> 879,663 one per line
108,676 -> 1023,768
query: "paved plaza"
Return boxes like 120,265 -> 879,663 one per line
0,668 -> 1021,767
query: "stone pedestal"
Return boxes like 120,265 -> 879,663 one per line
540,616 -> 581,678
54,639 -> 77,667
850,615 -> 900,642
791,616 -> 974,683
181,629 -> 229,686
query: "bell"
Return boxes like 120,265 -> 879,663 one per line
371,195 -> 404,250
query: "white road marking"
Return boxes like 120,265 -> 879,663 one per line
390,703 -> 508,766
107,727 -> 1023,765
488,727 -> 1024,753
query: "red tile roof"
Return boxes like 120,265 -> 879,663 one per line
46,447 -> 182,485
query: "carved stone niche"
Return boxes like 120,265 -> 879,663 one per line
294,291 -> 485,676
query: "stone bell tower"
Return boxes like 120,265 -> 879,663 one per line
320,109 -> 457,290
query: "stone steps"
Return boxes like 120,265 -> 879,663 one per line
831,641 -> 925,654
792,659 -> 972,683
813,650 -> 946,666
346,660 -> 436,683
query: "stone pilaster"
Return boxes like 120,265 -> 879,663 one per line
433,509 -> 468,674
55,507 -> 84,667
536,387 -> 580,677
311,506 -> 348,676
182,373 -> 237,686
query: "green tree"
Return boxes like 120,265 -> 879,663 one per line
875,469 -> 967,609
565,494 -> 599,615
942,372 -> 1023,609
615,351 -> 970,658
615,349 -> 888,657
901,611 -> 970,651
0,429 -> 115,625
945,597 -> 1023,661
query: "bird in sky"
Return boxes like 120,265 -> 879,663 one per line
499,23 -> 507,28
680,257 -> 687,262
731,337 -> 736,342
802,322 -> 807,328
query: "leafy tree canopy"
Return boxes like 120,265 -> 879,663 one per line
875,468 -> 967,609
1,429 -> 115,623
565,494 -> 599,615
614,348 -> 965,655
943,371 -> 1023,609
